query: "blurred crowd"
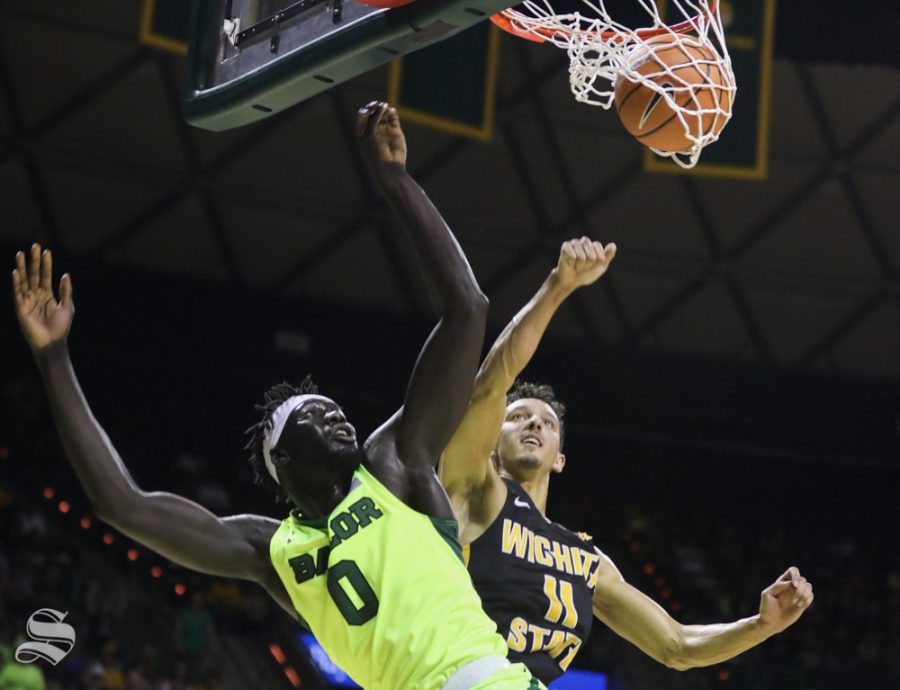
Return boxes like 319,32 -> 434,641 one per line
3,364 -> 899,690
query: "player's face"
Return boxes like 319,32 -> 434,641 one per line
495,399 -> 563,478
271,395 -> 360,477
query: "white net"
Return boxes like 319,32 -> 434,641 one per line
495,0 -> 736,168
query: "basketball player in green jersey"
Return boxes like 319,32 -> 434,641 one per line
440,238 -> 815,685
12,103 -> 543,690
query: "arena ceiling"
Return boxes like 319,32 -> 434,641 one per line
2,2 -> 899,382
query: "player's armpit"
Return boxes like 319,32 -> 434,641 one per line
107,494 -> 277,583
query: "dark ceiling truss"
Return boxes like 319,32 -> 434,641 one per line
325,88 -> 421,314
623,73 -> 900,367
678,176 -> 776,365
156,53 -> 245,287
511,40 -> 634,342
2,4 -> 899,382
88,100 -> 303,261
269,50 -> 574,294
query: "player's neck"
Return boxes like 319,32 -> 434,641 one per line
282,469 -> 357,517
518,473 -> 551,515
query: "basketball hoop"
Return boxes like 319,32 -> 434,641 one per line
492,0 -> 736,168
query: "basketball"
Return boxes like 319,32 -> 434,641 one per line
614,34 -> 733,154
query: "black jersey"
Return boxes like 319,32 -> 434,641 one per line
464,479 -> 601,685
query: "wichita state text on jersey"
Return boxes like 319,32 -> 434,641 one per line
465,479 -> 601,684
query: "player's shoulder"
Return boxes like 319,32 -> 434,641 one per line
224,513 -> 282,545
546,513 -> 596,547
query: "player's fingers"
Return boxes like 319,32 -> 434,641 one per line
40,248 -> 52,292
12,269 -> 22,304
385,104 -> 399,125
60,273 -> 73,308
766,581 -> 794,596
15,249 -> 26,279
794,582 -> 812,607
582,237 -> 598,262
28,243 -> 41,290
13,254 -> 26,300
572,239 -> 588,266
356,102 -> 381,137
604,242 -> 617,262
779,566 -> 800,582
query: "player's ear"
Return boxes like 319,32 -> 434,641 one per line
552,453 -> 566,474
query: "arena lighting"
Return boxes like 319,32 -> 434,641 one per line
549,669 -> 609,689
269,644 -> 287,665
58,501 -> 70,514
127,549 -> 139,561
103,533 -> 114,545
174,583 -> 187,596
643,563 -> 656,574
80,517 -> 91,529
43,487 -> 54,500
0,446 -> 9,459
283,667 -> 301,688
297,633 -> 359,688
718,669 -> 731,681
151,566 -> 163,578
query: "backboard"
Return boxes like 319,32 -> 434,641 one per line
184,0 -> 514,131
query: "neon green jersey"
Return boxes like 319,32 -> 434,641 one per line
269,463 -> 508,690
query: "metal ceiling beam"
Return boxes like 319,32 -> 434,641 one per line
484,155 -> 644,295
796,290 -> 888,367
89,106 -> 303,258
157,54 -> 244,287
0,7 -> 138,46
327,90 -> 420,314
794,64 -> 895,278
0,32 -> 62,249
0,48 -> 152,163
628,87 -> 900,359
272,50 -> 573,292
513,40 -> 633,344
679,177 -> 774,364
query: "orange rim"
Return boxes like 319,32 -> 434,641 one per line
490,0 -> 719,45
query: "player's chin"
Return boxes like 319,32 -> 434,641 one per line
511,454 -> 542,470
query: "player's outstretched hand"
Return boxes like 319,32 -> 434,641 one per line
357,101 -> 407,167
758,567 -> 814,633
555,237 -> 617,290
12,244 -> 74,352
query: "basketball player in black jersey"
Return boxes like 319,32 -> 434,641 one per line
440,238 -> 814,685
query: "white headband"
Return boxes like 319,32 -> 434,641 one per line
261,395 -> 308,485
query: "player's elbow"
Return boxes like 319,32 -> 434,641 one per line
658,630 -> 692,671
448,289 -> 488,318
92,487 -> 144,529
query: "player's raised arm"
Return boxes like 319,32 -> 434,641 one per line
357,102 -> 488,474
12,246 -> 276,584
440,238 -> 616,494
593,553 -> 814,670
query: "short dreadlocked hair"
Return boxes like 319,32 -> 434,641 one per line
245,377 -> 318,502
506,380 -> 567,450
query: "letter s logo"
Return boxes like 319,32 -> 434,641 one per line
15,609 -> 76,665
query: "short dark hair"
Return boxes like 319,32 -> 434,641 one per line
245,377 -> 318,501
506,380 -> 566,450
